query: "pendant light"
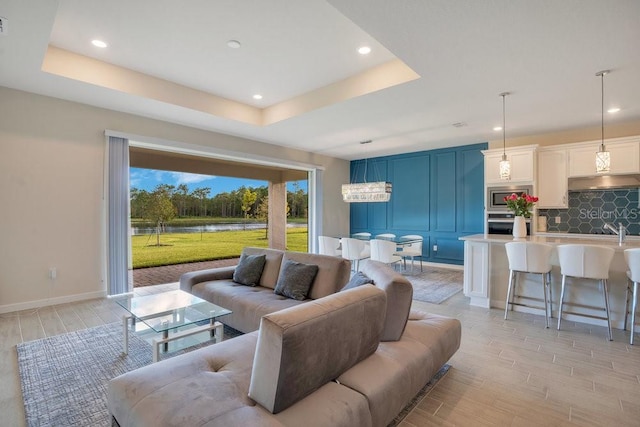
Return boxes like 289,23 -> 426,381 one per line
342,140 -> 392,203
595,70 -> 611,173
499,92 -> 511,180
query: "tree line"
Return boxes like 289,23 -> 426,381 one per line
130,183 -> 308,220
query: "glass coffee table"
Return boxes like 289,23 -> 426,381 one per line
114,290 -> 232,362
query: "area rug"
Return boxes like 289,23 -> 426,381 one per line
406,268 -> 463,304
16,322 -> 240,427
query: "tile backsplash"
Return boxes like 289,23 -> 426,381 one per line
539,188 -> 640,235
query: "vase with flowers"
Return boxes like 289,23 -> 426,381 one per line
504,193 -> 538,238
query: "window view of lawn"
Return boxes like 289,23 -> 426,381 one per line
130,168 -> 308,269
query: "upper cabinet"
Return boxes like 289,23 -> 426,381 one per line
484,146 -> 536,185
537,149 -> 568,208
568,139 -> 640,177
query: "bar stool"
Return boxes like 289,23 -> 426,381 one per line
504,242 -> 554,328
557,244 -> 615,340
624,248 -> 640,345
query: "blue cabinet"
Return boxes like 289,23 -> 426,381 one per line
349,143 -> 486,265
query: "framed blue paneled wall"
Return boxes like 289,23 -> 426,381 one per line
349,142 -> 486,265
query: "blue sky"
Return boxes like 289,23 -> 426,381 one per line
130,168 -> 307,196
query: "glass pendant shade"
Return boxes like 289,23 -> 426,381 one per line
499,154 -> 511,180
342,182 -> 392,203
596,146 -> 610,173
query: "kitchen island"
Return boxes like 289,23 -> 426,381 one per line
460,233 -> 640,329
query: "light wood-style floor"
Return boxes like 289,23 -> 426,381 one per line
1,283 -> 639,426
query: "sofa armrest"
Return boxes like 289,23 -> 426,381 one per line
179,266 -> 236,293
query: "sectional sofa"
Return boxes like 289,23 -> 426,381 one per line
107,254 -> 462,426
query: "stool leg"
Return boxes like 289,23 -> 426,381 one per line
547,272 -> 553,319
602,279 -> 613,341
542,273 -> 549,328
631,281 -> 638,345
504,270 -> 515,320
624,280 -> 631,331
557,274 -> 567,331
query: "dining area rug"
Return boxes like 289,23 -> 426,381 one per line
405,267 -> 464,304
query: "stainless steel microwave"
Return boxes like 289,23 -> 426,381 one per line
486,185 -> 533,212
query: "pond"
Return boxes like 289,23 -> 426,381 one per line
131,222 -> 306,235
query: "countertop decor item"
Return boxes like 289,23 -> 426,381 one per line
504,193 -> 538,218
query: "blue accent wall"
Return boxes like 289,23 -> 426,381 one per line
349,143 -> 487,265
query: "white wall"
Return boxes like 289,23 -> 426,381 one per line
0,87 -> 350,312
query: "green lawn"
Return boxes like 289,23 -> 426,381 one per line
132,228 -> 308,268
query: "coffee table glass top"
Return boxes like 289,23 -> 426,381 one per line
114,290 -> 231,333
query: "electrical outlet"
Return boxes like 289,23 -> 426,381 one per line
0,16 -> 8,36
433,245 -> 438,251
555,216 -> 561,224
49,267 -> 57,280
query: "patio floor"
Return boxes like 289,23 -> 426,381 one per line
132,258 -> 240,287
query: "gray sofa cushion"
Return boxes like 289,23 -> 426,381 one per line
360,259 -> 413,342
283,252 -> 351,299
248,285 -> 387,414
342,272 -> 374,290
233,253 -> 267,286
242,247 -> 285,289
274,260 -> 318,300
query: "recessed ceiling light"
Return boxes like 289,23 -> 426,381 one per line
253,94 -> 263,100
227,40 -> 241,49
91,39 -> 107,48
493,126 -> 503,131
358,46 -> 371,55
607,107 -> 620,113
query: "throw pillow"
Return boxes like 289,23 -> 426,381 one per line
274,260 -> 319,300
341,271 -> 374,291
233,253 -> 267,286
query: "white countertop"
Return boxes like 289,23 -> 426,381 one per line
459,233 -> 640,250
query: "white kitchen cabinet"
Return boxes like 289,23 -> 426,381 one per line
537,149 -> 568,208
484,148 -> 535,184
569,140 -> 640,177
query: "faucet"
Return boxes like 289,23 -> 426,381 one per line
603,222 -> 627,245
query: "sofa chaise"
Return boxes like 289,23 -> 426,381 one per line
107,258 -> 462,427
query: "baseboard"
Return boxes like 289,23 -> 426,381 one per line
0,290 -> 107,314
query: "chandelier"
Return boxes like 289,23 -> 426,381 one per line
342,141 -> 392,203
595,70 -> 611,173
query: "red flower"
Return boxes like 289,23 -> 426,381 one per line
504,192 -> 538,218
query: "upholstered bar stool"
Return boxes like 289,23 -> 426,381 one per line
557,244 -> 615,340
504,242 -> 554,328
624,248 -> 640,345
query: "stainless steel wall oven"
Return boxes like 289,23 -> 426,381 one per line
486,185 -> 533,234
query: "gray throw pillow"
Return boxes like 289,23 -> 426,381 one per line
342,271 -> 374,291
233,253 -> 267,286
274,260 -> 319,300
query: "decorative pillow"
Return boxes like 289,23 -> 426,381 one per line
233,253 -> 267,286
274,260 -> 319,300
342,271 -> 374,291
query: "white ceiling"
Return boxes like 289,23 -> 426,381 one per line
1,0 -> 639,160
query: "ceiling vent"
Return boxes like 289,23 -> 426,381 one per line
452,122 -> 466,128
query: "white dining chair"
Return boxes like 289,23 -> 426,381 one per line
504,242 -> 554,328
624,248 -> 640,345
352,232 -> 372,239
370,239 -> 402,270
341,237 -> 371,271
318,236 -> 341,257
395,235 -> 423,273
557,244 -> 615,340
375,233 -> 396,240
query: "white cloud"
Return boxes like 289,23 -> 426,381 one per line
170,172 -> 216,185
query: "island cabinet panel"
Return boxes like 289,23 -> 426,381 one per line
389,155 -> 430,230
463,240 -> 490,307
430,152 -> 456,232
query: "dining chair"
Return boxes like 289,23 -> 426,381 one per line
504,242 -> 554,328
352,232 -> 372,239
557,244 -> 615,340
395,235 -> 423,273
624,248 -> 640,345
375,233 -> 396,240
340,237 -> 371,271
370,239 -> 402,270
318,236 -> 341,257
